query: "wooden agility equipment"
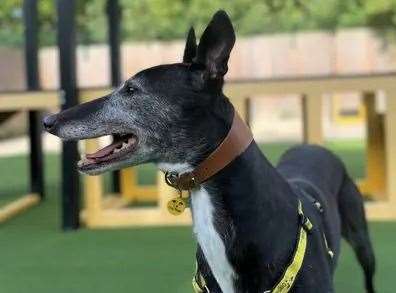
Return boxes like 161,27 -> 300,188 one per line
0,194 -> 40,223
331,95 -> 366,126
0,91 -> 59,111
358,93 -> 386,200
80,73 -> 396,228
120,168 -> 157,203
0,0 -> 61,224
0,91 -> 60,223
81,130 -> 191,227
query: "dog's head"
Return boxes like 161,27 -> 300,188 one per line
44,10 -> 236,175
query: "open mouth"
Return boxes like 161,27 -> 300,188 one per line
78,134 -> 138,172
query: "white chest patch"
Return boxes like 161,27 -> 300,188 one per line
191,187 -> 235,293
157,162 -> 235,292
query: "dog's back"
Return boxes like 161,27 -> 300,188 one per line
277,144 -> 345,203
277,144 -> 376,293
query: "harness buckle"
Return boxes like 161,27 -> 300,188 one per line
299,213 -> 313,232
298,201 -> 313,233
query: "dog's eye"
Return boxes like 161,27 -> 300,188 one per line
126,86 -> 137,94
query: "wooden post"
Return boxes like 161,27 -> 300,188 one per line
385,88 -> 396,203
84,139 -> 103,226
0,194 -> 40,223
302,92 -> 323,144
360,92 -> 386,199
120,167 -> 158,202
120,168 -> 138,202
231,97 -> 250,123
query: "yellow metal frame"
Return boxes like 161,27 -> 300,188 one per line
0,90 -> 60,223
80,74 -> 396,228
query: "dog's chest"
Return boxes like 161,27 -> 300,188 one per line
191,188 -> 235,293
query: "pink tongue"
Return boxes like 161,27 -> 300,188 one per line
86,141 -> 123,159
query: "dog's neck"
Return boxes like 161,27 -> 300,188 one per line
161,96 -> 301,291
166,95 -> 299,243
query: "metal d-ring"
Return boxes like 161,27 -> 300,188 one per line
165,171 -> 180,189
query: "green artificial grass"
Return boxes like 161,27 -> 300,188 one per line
1,140 -> 394,293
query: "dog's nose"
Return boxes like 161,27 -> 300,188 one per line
43,114 -> 57,131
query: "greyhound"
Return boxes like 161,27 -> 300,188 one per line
44,10 -> 376,293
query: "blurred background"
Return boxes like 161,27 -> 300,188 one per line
1,0 -> 396,292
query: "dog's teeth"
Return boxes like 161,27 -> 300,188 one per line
122,142 -> 128,149
78,156 -> 96,167
114,148 -> 120,153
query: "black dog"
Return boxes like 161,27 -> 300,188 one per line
44,10 -> 376,293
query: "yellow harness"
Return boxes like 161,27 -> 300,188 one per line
192,200 -> 313,293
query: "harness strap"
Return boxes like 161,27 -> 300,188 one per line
192,262 -> 209,293
289,180 -> 335,260
192,201 -> 313,293
271,227 -> 307,292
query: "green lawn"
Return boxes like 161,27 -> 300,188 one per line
0,140 -> 394,293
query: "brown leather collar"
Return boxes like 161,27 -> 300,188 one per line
165,109 -> 254,191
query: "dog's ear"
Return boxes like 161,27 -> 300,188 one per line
194,10 -> 235,80
183,27 -> 197,63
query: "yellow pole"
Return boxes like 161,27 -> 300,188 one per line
361,92 -> 386,199
385,88 -> 396,203
120,167 -> 138,202
84,139 -> 103,226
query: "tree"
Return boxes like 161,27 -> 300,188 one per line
0,0 -> 107,47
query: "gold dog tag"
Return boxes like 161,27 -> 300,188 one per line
167,197 -> 187,216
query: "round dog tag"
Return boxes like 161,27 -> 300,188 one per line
167,197 -> 187,216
